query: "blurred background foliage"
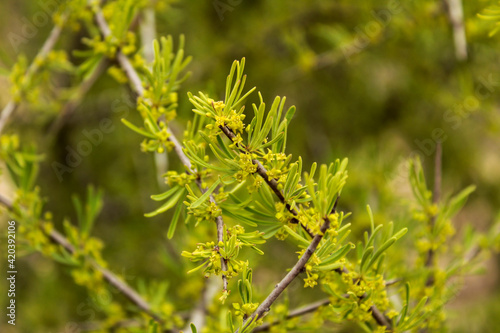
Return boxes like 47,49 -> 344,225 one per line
0,0 -> 499,332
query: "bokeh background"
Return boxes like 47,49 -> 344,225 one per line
1,0 -> 500,332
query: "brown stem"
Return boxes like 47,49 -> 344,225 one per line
433,142 -> 442,208
420,143 -> 443,333
425,141 -> 442,285
252,298 -> 331,332
370,305 -> 392,328
444,0 -> 468,61
385,278 -> 402,287
237,217 -> 332,332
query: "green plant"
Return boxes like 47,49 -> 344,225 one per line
1,1 -> 499,332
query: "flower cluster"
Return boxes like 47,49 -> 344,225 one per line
9,50 -> 72,104
82,31 -> 136,59
107,65 -> 128,83
339,272 -> 391,322
0,135 -> 20,153
413,206 -> 456,267
36,49 -> 73,71
181,240 -> 244,281
232,302 -> 259,318
275,226 -> 290,241
138,88 -> 178,121
182,226 -> 264,285
275,202 -> 295,224
181,241 -> 223,277
186,201 -> 222,225
63,219 -> 107,267
212,109 -> 245,133
262,150 -> 288,168
300,252 -> 322,288
226,226 -> 265,252
70,264 -> 127,329
297,207 -> 323,235
71,263 -> 105,290
139,121 -> 175,153
204,99 -> 246,140
246,174 -> 264,193
164,171 -> 198,187
235,153 -> 258,182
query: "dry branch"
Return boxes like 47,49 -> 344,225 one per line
0,193 -> 163,322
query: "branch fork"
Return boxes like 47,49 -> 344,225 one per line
219,124 -> 315,238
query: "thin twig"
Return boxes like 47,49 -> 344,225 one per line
0,102 -> 16,134
252,299 -> 331,332
0,194 -> 163,322
237,217 -> 332,332
370,305 -> 392,328
0,15 -> 67,134
425,141 -> 442,284
0,192 -> 13,209
419,142 -> 443,333
445,0 -> 468,61
285,299 -> 331,318
195,177 -> 229,291
77,319 -> 143,331
385,278 -> 402,287
218,124 -> 314,238
464,245 -> 481,263
93,5 -> 229,290
433,142 -> 442,208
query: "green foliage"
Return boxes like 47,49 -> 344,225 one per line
478,2 -> 500,36
72,185 -> 103,237
0,135 -> 42,192
121,35 -> 191,154
1,1 -> 500,332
